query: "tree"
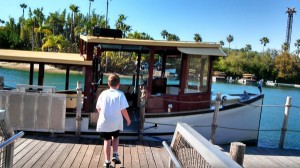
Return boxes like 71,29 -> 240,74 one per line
33,7 -> 45,48
245,44 -> 252,57
193,33 -> 202,42
0,19 -> 4,24
161,30 -> 168,40
115,14 -> 131,38
274,51 -> 300,83
167,34 -> 180,41
227,34 -> 234,54
42,34 -> 64,52
219,40 -> 224,48
69,4 -> 79,43
282,42 -> 289,52
294,39 -> 300,57
260,37 -> 269,55
20,3 -> 27,18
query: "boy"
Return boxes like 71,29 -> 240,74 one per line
96,74 -> 131,168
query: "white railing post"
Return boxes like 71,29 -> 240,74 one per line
76,81 -> 82,136
279,96 -> 292,149
210,100 -> 220,144
139,88 -> 146,141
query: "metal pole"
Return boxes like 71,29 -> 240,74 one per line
76,81 -> 83,136
105,0 -> 109,28
279,96 -> 292,149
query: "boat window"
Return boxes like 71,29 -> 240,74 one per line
184,55 -> 209,93
165,56 -> 181,85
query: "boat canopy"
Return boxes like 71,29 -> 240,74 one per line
80,35 -> 226,56
0,49 -> 92,66
177,47 -> 226,57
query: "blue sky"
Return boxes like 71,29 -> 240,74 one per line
1,0 -> 300,52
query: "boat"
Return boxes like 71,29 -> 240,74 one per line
0,28 -> 264,145
212,71 -> 226,82
265,80 -> 278,87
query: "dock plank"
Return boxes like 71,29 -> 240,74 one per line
136,141 -> 148,168
123,142 -> 132,168
21,136 -> 57,167
130,141 -> 140,168
32,137 -> 64,168
71,143 -> 88,167
41,138 -> 70,168
89,141 -> 102,168
80,144 -> 96,167
52,137 -> 77,168
14,136 -> 47,167
13,136 -> 44,165
149,141 -> 165,168
143,141 -> 156,168
61,143 -> 81,168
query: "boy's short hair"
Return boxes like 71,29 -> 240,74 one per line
108,74 -> 120,87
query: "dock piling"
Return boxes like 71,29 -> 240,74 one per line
279,96 -> 292,149
76,81 -> 83,137
230,142 -> 246,166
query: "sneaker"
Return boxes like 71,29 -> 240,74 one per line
103,162 -> 111,168
112,153 -> 121,164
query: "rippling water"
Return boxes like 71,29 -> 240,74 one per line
1,67 -> 300,149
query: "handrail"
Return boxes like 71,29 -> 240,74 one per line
162,141 -> 182,168
0,131 -> 24,149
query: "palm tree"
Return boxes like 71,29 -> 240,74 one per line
294,39 -> 300,57
260,37 -> 269,55
115,14 -> 131,37
245,44 -> 252,57
33,7 -> 45,48
219,40 -> 224,48
20,3 -> 27,18
167,34 -> 180,41
161,30 -> 169,40
227,34 -> 234,54
193,33 -> 202,42
69,4 -> 79,43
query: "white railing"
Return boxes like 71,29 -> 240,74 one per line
165,123 -> 241,168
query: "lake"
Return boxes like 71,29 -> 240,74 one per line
1,67 -> 300,149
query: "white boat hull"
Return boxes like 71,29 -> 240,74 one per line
143,96 -> 263,144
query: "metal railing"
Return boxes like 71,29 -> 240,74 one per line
0,110 -> 24,168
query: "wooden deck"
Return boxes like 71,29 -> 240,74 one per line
12,134 -> 168,168
221,145 -> 300,168
12,135 -> 300,168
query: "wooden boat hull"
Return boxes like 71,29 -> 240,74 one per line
143,94 -> 264,144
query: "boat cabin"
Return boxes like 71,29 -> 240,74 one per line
79,33 -> 226,113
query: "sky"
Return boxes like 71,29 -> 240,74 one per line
1,0 -> 300,52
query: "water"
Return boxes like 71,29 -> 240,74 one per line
1,67 -> 300,149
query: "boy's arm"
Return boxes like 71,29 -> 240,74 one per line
121,109 -> 131,126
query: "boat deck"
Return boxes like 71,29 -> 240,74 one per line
13,134 -> 300,168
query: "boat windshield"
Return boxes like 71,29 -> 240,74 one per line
184,55 -> 209,93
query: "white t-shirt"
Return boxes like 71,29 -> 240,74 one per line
96,88 -> 129,132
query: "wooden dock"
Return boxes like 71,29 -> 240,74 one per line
13,134 -> 168,168
221,145 -> 300,168
13,135 -> 300,168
